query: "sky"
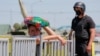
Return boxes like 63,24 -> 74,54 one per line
0,0 -> 100,28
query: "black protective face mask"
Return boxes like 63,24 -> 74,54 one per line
75,10 -> 81,16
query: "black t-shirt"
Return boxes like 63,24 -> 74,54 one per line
71,15 -> 95,41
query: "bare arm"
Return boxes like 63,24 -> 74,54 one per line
43,27 -> 56,35
88,28 -> 95,46
86,28 -> 95,52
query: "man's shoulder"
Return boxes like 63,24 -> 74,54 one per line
85,15 -> 92,20
83,15 -> 93,22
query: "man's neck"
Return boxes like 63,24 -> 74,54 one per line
78,14 -> 85,19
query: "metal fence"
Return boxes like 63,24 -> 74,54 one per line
42,40 -> 75,56
12,36 -> 36,56
0,38 -> 9,56
0,34 -> 75,56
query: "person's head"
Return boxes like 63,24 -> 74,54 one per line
24,16 -> 41,36
27,24 -> 41,36
73,2 -> 86,16
24,16 -> 49,36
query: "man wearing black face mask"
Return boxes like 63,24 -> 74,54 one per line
69,2 -> 96,56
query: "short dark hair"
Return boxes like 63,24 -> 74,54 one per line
27,24 -> 35,28
27,24 -> 40,31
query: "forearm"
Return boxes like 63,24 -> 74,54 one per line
42,35 -> 66,45
43,35 -> 58,40
88,28 -> 95,46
